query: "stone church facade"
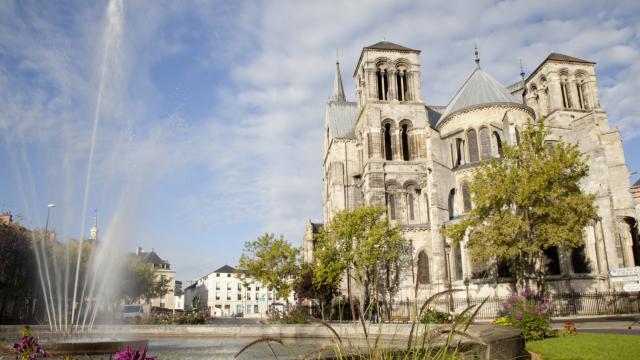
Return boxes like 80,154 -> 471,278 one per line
303,41 -> 640,299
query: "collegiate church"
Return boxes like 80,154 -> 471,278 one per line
303,41 -> 640,299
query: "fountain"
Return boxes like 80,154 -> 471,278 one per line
0,0 -> 148,356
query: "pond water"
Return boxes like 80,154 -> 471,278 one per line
1,337 -> 337,360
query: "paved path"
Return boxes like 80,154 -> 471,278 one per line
552,315 -> 640,335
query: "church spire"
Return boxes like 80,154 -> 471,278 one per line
331,56 -> 346,102
474,42 -> 481,68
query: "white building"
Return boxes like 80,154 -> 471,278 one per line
183,265 -> 295,317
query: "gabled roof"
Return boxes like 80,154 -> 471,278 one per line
546,53 -> 594,64
364,41 -> 419,53
633,178 -> 640,187
326,101 -> 358,139
425,105 -> 446,128
437,67 -> 523,126
213,264 -> 237,274
141,251 -> 164,266
527,52 -> 595,81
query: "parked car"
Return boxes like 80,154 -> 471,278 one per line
121,304 -> 150,321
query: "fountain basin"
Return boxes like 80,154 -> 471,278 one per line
42,339 -> 149,355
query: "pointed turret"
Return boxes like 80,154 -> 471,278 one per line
330,61 -> 346,102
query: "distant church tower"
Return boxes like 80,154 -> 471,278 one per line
89,211 -> 98,241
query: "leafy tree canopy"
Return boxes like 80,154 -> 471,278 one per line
239,233 -> 299,302
442,120 -> 598,289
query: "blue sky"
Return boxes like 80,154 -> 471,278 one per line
1,0 -> 639,283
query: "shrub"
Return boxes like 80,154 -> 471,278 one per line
421,308 -> 451,324
13,326 -> 48,359
492,315 -> 513,326
499,291 -> 553,341
271,306 -> 311,324
558,321 -> 577,337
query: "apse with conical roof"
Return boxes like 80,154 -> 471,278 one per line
437,66 -> 524,125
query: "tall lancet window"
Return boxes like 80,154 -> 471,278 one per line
396,69 -> 407,101
417,251 -> 430,284
401,124 -> 410,161
479,127 -> 491,160
467,129 -> 479,163
387,193 -> 397,220
384,123 -> 393,161
377,67 -> 388,100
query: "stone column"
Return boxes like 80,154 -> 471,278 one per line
547,76 -> 564,110
388,69 -> 397,101
399,70 -> 406,101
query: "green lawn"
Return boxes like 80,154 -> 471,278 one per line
526,333 -> 640,360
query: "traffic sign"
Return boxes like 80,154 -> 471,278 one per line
623,283 -> 640,292
609,267 -> 640,277
610,275 -> 640,283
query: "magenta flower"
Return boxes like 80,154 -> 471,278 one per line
112,345 -> 157,360
13,327 -> 48,359
514,312 -> 522,321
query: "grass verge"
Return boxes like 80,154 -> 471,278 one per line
526,332 -> 640,360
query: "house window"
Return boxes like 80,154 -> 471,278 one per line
544,246 -> 561,275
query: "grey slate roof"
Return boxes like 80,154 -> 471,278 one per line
327,101 -> 358,139
437,67 -> 522,125
633,178 -> 640,187
140,251 -> 164,266
426,105 -> 446,128
364,41 -> 419,53
213,265 -> 236,274
546,53 -> 594,64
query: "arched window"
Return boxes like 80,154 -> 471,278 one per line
417,251 -> 430,284
544,246 -> 561,275
515,127 -> 521,146
376,67 -> 388,100
448,189 -> 456,220
467,129 -> 479,163
384,123 -> 393,160
571,245 -> 590,274
493,132 -> 503,157
401,124 -> 410,161
462,182 -> 471,213
479,127 -> 491,160
455,138 -> 464,167
408,193 -> 415,221
387,192 -> 397,220
453,243 -> 463,280
396,69 -> 407,101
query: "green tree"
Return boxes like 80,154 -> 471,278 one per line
0,223 -> 37,322
319,206 -> 405,320
442,120 -> 598,292
120,257 -> 171,304
295,262 -> 339,320
239,233 -> 299,307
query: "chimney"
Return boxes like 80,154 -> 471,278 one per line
0,212 -> 12,225
136,246 -> 143,255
